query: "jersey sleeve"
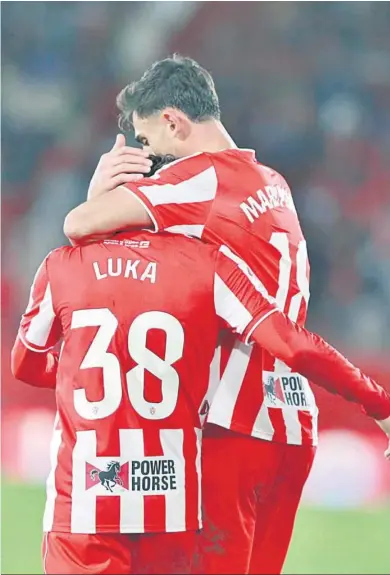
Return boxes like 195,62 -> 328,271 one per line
11,337 -> 59,389
213,245 -> 279,338
120,153 -> 217,238
17,255 -> 62,352
250,311 -> 390,421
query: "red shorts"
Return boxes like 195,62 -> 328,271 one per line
199,424 -> 315,574
43,530 -> 198,574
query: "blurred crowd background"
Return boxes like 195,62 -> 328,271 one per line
1,3 -> 390,573
2,2 -> 390,351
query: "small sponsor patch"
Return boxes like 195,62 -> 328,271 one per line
263,372 -> 315,409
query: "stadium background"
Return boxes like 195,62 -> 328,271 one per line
1,2 -> 390,573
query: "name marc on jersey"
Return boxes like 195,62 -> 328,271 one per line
240,184 -> 295,223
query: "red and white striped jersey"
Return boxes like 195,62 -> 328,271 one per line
123,149 -> 319,446
16,231 -> 276,534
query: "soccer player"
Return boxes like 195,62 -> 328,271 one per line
11,231 -> 283,574
63,56 -> 390,574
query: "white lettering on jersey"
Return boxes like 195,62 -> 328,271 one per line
240,185 -> 296,223
103,239 -> 150,249
127,311 -> 184,420
71,309 -> 183,421
140,262 -> 157,283
93,259 -> 157,284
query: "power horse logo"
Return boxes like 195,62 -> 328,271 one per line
86,461 -> 129,492
264,375 -> 285,405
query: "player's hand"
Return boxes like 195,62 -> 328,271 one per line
375,416 -> 390,459
87,134 -> 153,200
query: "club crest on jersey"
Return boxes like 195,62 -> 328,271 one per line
86,461 -> 129,492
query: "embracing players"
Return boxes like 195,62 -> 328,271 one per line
12,225 -> 390,575
64,55 -> 390,574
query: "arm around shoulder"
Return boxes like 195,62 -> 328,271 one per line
64,186 -> 154,244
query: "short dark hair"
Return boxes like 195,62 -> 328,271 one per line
147,154 -> 176,176
117,54 -> 220,131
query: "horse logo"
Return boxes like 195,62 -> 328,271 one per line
90,461 -> 124,492
264,376 -> 284,405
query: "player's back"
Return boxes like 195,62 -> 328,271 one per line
42,232 -> 223,534
120,150 -> 317,445
204,150 -> 317,445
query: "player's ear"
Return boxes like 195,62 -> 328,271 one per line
162,108 -> 190,140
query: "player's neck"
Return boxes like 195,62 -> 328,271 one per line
188,120 -> 237,155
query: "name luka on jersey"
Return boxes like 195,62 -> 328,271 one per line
92,258 -> 157,284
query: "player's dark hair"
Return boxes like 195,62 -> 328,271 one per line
117,54 -> 221,131
147,154 -> 176,176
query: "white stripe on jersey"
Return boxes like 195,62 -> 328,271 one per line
274,357 -> 291,375
71,429 -> 147,533
214,273 -> 253,334
138,166 -> 217,206
251,402 -> 275,438
17,329 -> 54,353
165,224 -> 205,238
119,429 -> 146,533
25,259 -> 46,314
43,413 -> 61,532
207,340 -> 253,428
25,283 -> 56,347
71,430 -> 98,533
195,428 -> 202,528
219,245 -> 276,305
160,429 -> 186,532
283,410 -> 302,445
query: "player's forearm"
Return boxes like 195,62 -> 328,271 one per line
64,187 -> 152,244
252,313 -> 390,420
11,336 -> 58,389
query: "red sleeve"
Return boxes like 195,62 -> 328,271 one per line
17,254 -> 62,352
11,336 -> 59,389
251,312 -> 390,421
213,245 -> 279,337
121,153 -> 216,237
12,254 -> 62,387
